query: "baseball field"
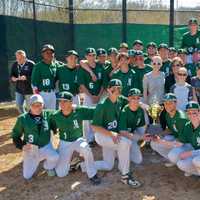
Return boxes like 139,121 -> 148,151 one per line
0,104 -> 199,200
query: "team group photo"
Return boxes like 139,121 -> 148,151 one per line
1,0 -> 200,200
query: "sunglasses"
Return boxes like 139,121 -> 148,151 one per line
152,62 -> 162,65
178,73 -> 187,77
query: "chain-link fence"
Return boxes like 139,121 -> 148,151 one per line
0,0 -> 200,101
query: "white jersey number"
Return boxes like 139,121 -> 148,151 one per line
107,120 -> 118,130
42,79 -> 50,86
28,134 -> 34,143
62,83 -> 70,90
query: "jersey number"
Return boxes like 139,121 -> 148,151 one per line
42,79 -> 50,86
62,83 -> 70,90
107,120 -> 117,130
89,82 -> 94,89
28,134 -> 34,143
73,120 -> 79,129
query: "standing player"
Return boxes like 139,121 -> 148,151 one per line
144,42 -> 157,65
56,50 -> 79,105
168,47 -> 178,60
10,50 -> 34,113
50,91 -> 101,185
132,40 -> 144,51
119,88 -> 150,164
78,47 -> 107,144
111,52 -> 136,97
119,43 -> 129,53
31,44 -> 60,109
91,79 -> 141,188
11,94 -> 59,180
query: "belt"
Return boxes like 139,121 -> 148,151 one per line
40,89 -> 54,93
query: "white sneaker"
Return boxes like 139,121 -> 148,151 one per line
184,172 -> 192,177
121,173 -> 142,188
164,162 -> 175,167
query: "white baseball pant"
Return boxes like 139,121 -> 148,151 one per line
94,132 -> 132,175
55,138 -> 97,178
23,143 -> 59,180
40,91 -> 56,109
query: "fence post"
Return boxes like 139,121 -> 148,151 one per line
32,0 -> 38,59
169,0 -> 175,47
69,0 -> 74,49
122,0 -> 127,43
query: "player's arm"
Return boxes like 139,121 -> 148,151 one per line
11,117 -> 26,150
80,60 -> 97,81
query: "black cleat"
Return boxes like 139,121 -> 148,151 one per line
89,174 -> 101,185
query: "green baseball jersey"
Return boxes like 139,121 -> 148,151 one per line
56,64 -> 79,95
77,63 -> 107,95
119,105 -> 145,132
185,63 -> 196,77
92,96 -> 128,132
50,106 -> 95,142
165,110 -> 189,139
12,110 -> 54,148
31,61 -> 60,91
160,59 -> 172,76
144,57 -> 152,65
182,30 -> 200,49
111,68 -> 136,97
181,122 -> 200,149
134,65 -> 152,93
104,62 -> 113,78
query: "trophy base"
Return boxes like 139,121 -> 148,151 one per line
147,123 -> 163,135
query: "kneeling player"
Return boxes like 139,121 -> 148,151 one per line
50,91 -> 101,185
11,94 -> 59,180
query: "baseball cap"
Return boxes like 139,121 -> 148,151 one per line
178,48 -> 187,55
147,42 -> 157,48
158,43 -> 169,50
188,18 -> 198,25
97,48 -> 107,56
134,50 -> 144,57
119,42 -> 129,49
107,79 -> 122,88
56,91 -> 73,101
108,47 -> 118,55
163,93 -> 177,102
41,44 -> 55,53
65,50 -> 79,58
133,40 -> 143,46
169,47 -> 177,52
186,101 -> 200,110
29,94 -> 44,105
85,47 -> 96,55
128,88 -> 142,97
128,49 -> 136,57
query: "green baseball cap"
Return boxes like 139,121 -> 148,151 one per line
97,48 -> 107,56
134,50 -> 144,56
146,42 -> 157,48
128,49 -> 136,57
133,40 -> 143,46
178,48 -> 187,55
128,88 -> 142,97
169,47 -> 177,52
119,42 -> 129,49
188,18 -> 198,25
57,91 -> 73,101
108,47 -> 118,55
158,43 -> 169,50
29,94 -> 44,105
186,101 -> 200,110
163,93 -> 177,102
65,50 -> 79,57
41,44 -> 55,53
107,79 -> 122,88
85,47 -> 96,55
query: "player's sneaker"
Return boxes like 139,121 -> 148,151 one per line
88,141 -> 96,148
121,173 -> 142,188
184,172 -> 192,177
89,174 -> 101,185
47,169 -> 56,177
164,162 -> 175,167
70,157 -> 82,172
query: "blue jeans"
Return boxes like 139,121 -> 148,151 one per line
15,92 -> 31,113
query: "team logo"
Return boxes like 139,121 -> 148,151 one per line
98,72 -> 102,79
197,38 -> 200,44
127,78 -> 132,86
173,123 -> 178,132
196,137 -> 200,146
136,118 -> 141,126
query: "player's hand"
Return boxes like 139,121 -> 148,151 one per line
90,73 -> 97,82
11,77 -> 18,82
111,132 -> 120,144
179,151 -> 192,160
33,88 -> 40,94
20,75 -> 27,81
23,143 -> 32,151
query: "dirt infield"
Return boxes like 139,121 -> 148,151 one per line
0,106 -> 200,200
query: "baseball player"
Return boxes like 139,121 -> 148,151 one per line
158,43 -> 172,77
78,48 -> 107,145
175,101 -> 200,176
119,43 -> 129,53
91,79 -> 141,188
50,91 -> 101,185
111,52 -> 136,97
150,93 -> 189,167
168,47 -> 178,60
144,42 -> 157,65
31,44 -> 61,109
119,88 -> 150,164
132,40 -> 144,51
56,50 -> 80,105
128,49 -> 136,68
11,94 -> 59,180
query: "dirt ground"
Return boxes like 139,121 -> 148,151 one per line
0,105 -> 200,200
